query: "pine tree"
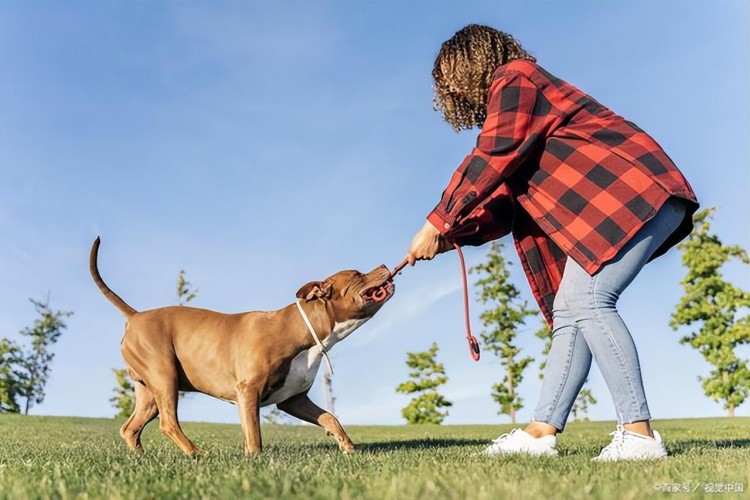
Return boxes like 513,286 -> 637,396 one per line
396,342 -> 452,424
472,242 -> 537,423
670,208 -> 750,416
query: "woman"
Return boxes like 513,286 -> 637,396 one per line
407,24 -> 698,461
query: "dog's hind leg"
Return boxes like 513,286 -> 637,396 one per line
149,369 -> 199,456
277,392 -> 355,453
120,381 -> 159,452
122,332 -> 198,456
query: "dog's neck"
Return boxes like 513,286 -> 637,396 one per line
289,299 -> 370,354
295,299 -> 335,373
291,299 -> 335,349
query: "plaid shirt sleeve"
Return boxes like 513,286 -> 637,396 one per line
427,71 -> 561,234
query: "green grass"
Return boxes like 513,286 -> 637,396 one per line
0,415 -> 748,499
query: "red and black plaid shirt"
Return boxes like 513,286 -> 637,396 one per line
427,61 -> 698,324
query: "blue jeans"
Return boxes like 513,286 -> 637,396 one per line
532,197 -> 687,431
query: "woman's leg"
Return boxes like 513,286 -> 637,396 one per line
535,198 -> 687,433
528,307 -> 593,434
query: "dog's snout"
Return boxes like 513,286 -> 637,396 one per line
369,264 -> 390,278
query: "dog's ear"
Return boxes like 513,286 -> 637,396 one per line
296,281 -> 332,301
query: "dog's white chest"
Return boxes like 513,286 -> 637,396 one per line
261,317 -> 368,407
261,348 -> 322,406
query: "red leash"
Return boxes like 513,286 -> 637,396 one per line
374,243 -> 480,362
453,243 -> 481,361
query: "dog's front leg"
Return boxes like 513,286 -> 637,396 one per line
277,392 -> 355,453
236,380 -> 263,455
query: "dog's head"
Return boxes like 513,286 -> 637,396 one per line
296,265 -> 394,328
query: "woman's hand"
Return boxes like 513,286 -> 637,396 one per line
407,221 -> 452,265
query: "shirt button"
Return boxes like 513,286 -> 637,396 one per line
444,223 -> 450,229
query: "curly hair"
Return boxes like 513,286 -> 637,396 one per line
433,24 -> 536,131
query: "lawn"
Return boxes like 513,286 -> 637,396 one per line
0,415 -> 748,499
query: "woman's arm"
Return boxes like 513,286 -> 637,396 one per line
427,70 -> 561,235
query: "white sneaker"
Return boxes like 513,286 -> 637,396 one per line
592,425 -> 668,461
483,428 -> 558,456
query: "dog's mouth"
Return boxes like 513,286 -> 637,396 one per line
362,280 -> 394,303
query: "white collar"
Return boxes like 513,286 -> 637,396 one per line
295,299 -> 334,375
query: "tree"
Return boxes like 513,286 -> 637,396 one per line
571,388 -> 598,421
0,338 -> 23,413
176,269 -> 198,306
111,270 -> 199,417
670,208 -> 750,416
535,323 -> 597,421
18,298 -> 73,415
396,342 -> 452,424
261,407 -> 293,425
471,241 -> 537,423
110,368 -> 135,419
534,323 -> 553,377
323,370 -> 336,415
0,297 -> 73,415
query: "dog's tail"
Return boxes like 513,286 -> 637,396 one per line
89,237 -> 138,316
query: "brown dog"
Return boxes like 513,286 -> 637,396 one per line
89,237 -> 394,455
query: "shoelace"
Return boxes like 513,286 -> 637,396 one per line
490,429 -> 520,445
599,425 -> 627,457
492,433 -> 510,444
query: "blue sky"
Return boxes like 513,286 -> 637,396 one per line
1,1 -> 748,428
